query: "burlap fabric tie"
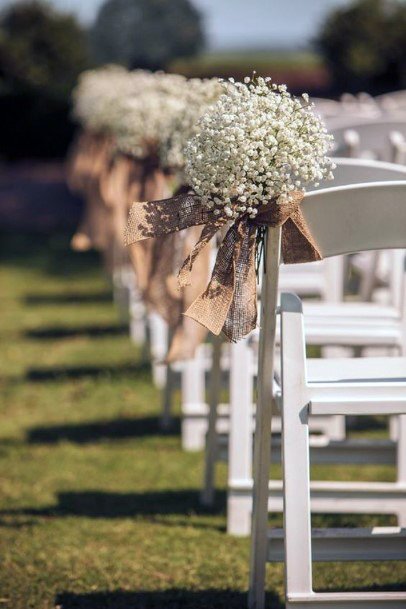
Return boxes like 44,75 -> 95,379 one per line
125,190 -> 321,343
69,133 -> 114,260
126,157 -> 174,304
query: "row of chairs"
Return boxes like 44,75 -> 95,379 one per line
313,90 -> 406,120
118,115 -> 406,607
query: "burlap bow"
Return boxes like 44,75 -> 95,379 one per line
125,190 -> 321,342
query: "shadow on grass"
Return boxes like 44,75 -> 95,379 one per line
55,589 -> 283,609
1,232 -> 102,278
348,416 -> 388,432
311,512 -> 398,528
315,582 -> 406,594
25,324 -> 128,340
0,489 -> 226,523
25,361 -> 150,382
24,291 -> 113,305
27,416 -> 180,443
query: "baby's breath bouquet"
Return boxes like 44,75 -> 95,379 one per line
185,75 -> 334,221
125,75 -> 335,344
112,72 -> 187,162
72,65 -> 139,135
159,77 -> 223,177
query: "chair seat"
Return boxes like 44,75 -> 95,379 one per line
307,356 -> 406,383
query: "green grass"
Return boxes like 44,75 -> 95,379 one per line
172,49 -> 322,68
0,232 -> 405,608
170,50 -> 323,79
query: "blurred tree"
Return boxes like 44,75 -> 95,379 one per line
316,0 -> 406,93
0,1 -> 89,160
91,0 -> 204,71
0,1 -> 88,96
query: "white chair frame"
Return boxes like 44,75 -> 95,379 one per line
249,181 -> 406,609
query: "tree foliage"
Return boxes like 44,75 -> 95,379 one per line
0,1 -> 89,159
0,0 -> 89,96
316,0 -> 406,93
91,0 -> 205,71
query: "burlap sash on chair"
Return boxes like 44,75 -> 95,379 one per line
126,159 -> 171,296
98,154 -> 142,270
165,224 -> 210,361
69,133 -> 114,256
125,191 -> 321,345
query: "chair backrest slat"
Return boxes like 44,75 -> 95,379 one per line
312,158 -> 406,191
302,182 -> 406,258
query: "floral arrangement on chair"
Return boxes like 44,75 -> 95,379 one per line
125,75 -> 335,344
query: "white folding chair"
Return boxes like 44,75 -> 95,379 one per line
275,292 -> 406,609
249,181 -> 406,609
200,162 -> 406,523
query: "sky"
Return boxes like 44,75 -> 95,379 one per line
0,0 -> 354,49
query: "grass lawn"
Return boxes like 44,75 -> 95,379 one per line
170,50 -> 329,89
171,49 -> 322,71
0,232 -> 405,609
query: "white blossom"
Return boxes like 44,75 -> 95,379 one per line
185,76 -> 335,220
113,72 -> 188,160
159,77 -> 223,174
72,67 -> 190,162
72,65 -> 150,135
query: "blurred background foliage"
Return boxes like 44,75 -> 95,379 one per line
90,0 -> 204,71
0,0 -> 405,161
0,1 -> 89,159
316,0 -> 406,93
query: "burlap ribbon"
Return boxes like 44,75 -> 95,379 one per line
68,132 -> 115,258
125,190 -> 321,343
127,160 -> 172,296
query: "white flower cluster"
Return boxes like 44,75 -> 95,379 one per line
73,68 -> 223,167
72,65 -> 146,134
185,76 -> 335,220
159,78 -> 223,173
113,72 -> 188,160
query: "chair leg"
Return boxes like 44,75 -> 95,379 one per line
248,227 -> 281,609
149,313 -> 168,389
326,415 -> 346,441
181,347 -> 207,451
390,416 -> 398,441
160,326 -> 175,429
397,414 -> 406,526
359,251 -> 380,302
129,284 -> 146,346
280,303 -> 313,606
227,338 -> 254,536
160,363 -> 174,429
201,335 -> 222,506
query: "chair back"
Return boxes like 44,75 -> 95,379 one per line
312,158 -> 406,191
330,120 -> 406,160
302,182 -> 406,258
